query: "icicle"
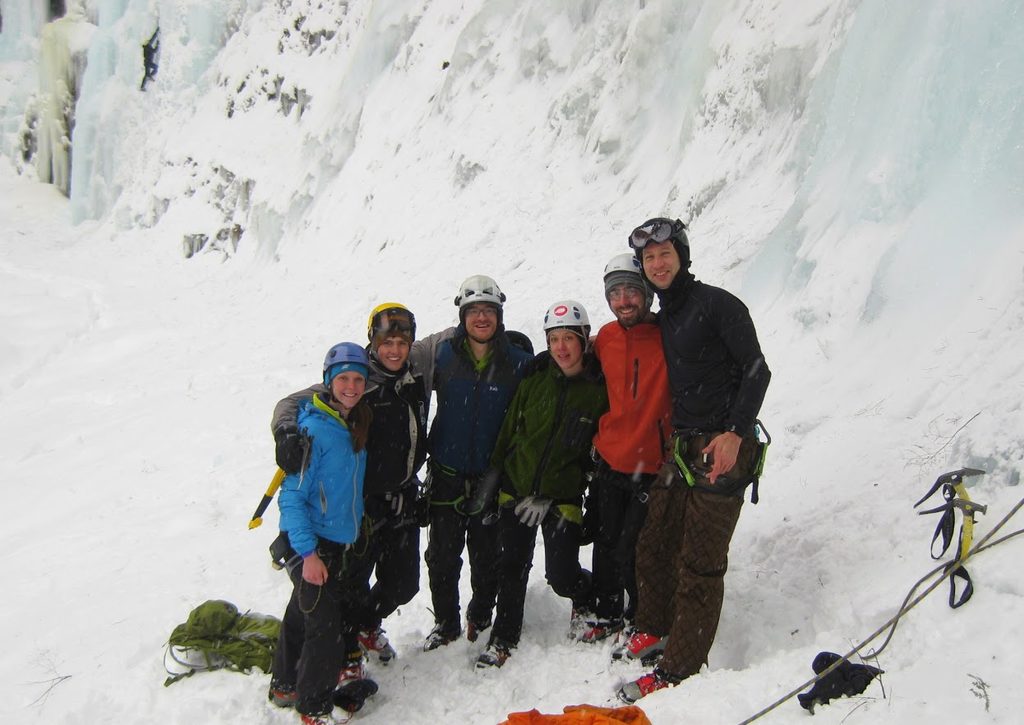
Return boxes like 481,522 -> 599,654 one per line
34,5 -> 96,195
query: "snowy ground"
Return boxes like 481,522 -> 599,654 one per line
2,1 -> 1024,724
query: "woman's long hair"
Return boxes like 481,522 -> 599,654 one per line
345,398 -> 373,453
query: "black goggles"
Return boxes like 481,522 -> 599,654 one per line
628,218 -> 686,250
371,308 -> 416,339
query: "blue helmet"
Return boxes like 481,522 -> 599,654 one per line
323,342 -> 370,385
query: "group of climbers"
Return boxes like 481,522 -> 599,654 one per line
262,216 -> 771,723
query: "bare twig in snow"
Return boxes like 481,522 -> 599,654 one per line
28,674 -> 72,706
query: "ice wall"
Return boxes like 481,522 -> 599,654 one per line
35,8 -> 95,194
0,0 -> 49,58
748,0 -> 1024,322
68,0 -> 251,221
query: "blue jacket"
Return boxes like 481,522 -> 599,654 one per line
278,395 -> 366,557
421,326 -> 532,476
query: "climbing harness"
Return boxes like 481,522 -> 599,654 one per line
670,419 -> 771,503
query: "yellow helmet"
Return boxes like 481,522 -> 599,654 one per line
367,302 -> 416,344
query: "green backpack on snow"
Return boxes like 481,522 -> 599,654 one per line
163,599 -> 280,686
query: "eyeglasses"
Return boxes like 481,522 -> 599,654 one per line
464,305 -> 498,319
607,286 -> 645,301
629,218 -> 686,250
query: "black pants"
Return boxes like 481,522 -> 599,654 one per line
589,467 -> 653,622
490,506 -> 592,647
271,541 -> 368,716
357,493 -> 422,631
424,469 -> 499,633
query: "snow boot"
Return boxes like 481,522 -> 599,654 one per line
336,653 -> 365,688
268,682 -> 297,708
423,623 -> 460,651
616,667 -> 682,703
333,678 -> 379,713
567,608 -> 595,640
580,617 -> 624,644
611,630 -> 666,665
300,709 -> 351,725
358,627 -> 396,665
466,617 -> 492,643
475,638 -> 513,669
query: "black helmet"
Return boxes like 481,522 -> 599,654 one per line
628,217 -> 690,268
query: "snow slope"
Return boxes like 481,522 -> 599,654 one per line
1,1 -> 1022,723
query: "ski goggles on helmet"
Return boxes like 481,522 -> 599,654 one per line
368,305 -> 416,342
628,218 -> 687,250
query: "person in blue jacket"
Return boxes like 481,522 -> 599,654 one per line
410,275 -> 534,650
268,342 -> 375,725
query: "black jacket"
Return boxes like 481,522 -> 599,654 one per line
362,358 -> 429,494
655,270 -> 770,434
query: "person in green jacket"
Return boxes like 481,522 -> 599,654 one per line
474,300 -> 609,668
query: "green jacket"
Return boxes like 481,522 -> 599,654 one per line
491,352 -> 609,504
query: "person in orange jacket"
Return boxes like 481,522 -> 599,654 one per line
577,253 -> 671,643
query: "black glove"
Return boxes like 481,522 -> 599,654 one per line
797,652 -> 883,713
457,468 -> 502,518
274,425 -> 310,474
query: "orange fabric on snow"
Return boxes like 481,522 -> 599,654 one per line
500,704 -> 652,725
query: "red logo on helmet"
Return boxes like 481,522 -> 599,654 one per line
554,305 -> 569,317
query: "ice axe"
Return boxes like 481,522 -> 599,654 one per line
914,467 -> 986,607
248,468 -> 286,529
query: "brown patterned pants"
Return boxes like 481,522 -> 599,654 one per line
633,463 -> 743,678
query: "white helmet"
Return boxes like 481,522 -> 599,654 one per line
454,275 -> 506,309
542,300 -> 591,340
603,252 -> 643,279
603,253 -> 652,305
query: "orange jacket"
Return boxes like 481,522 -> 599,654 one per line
592,319 -> 671,475
501,704 -> 652,725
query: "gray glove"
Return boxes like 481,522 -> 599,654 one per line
514,496 -> 552,527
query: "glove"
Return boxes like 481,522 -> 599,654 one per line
458,468 -> 502,517
274,425 -> 310,475
514,496 -> 552,527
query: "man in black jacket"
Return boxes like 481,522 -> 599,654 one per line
616,218 -> 771,703
272,304 -> 428,668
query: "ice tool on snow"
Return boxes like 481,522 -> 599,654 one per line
914,467 -> 986,608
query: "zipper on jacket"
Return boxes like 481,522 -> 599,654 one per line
531,377 -> 569,496
351,458 -> 361,536
468,366 -> 484,474
632,358 -> 639,399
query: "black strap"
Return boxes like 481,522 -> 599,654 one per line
946,563 -> 974,609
